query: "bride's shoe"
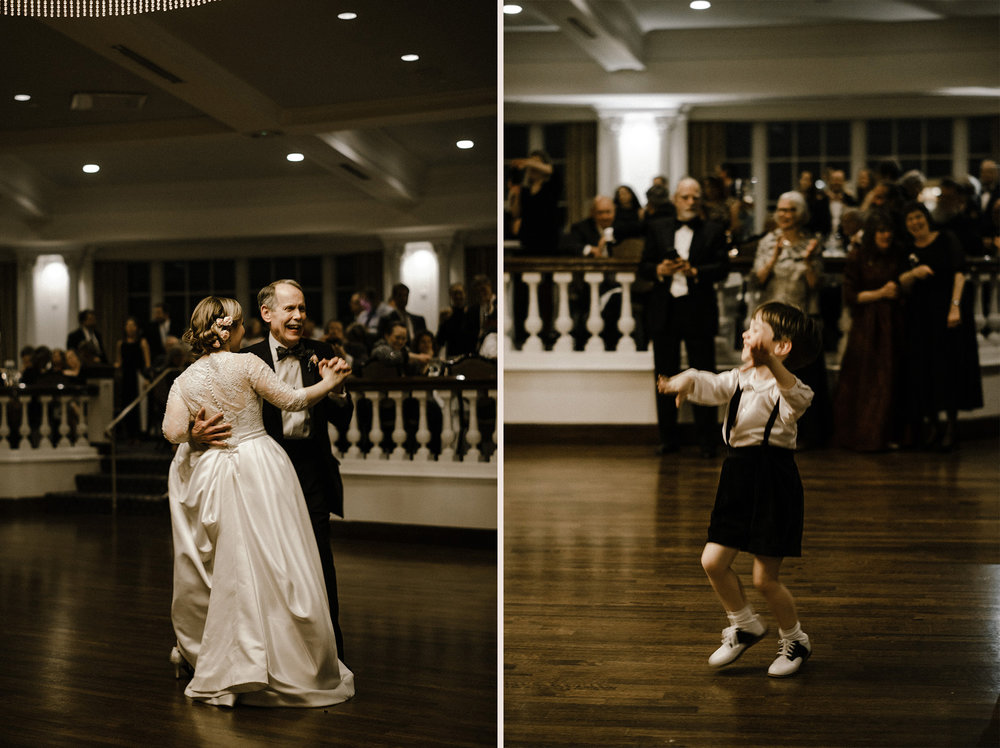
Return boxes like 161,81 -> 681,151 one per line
170,646 -> 194,679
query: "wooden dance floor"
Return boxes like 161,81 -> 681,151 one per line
0,507 -> 496,747
504,439 -> 999,747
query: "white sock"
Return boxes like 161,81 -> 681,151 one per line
779,622 -> 809,644
728,605 -> 765,635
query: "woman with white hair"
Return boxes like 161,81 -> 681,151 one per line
750,191 -> 831,447
751,191 -> 823,313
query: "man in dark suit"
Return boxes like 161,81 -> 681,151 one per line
66,309 -> 106,362
193,279 -> 354,659
144,302 -> 184,366
378,283 -> 426,344
638,177 -> 730,457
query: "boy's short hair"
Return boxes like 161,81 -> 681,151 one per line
753,301 -> 821,371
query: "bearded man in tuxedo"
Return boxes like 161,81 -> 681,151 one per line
638,177 -> 730,457
191,279 -> 353,660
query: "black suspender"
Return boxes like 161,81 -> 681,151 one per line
725,385 -> 781,447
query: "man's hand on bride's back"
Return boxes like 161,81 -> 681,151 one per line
190,407 -> 232,449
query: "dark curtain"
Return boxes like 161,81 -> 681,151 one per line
0,261 -> 16,365
565,122 -> 597,228
93,261 -> 129,363
688,122 -> 728,184
464,244 -> 497,291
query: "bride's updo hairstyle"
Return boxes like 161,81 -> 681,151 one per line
183,296 -> 243,357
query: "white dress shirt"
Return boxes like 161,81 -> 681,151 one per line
268,333 -> 310,439
683,366 -> 814,450
670,224 -> 693,298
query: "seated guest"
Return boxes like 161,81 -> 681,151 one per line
371,321 -> 431,375
20,346 -> 53,385
560,195 -> 617,257
67,309 -> 106,363
343,323 -> 371,369
19,345 -> 35,374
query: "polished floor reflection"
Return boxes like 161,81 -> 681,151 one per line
1,508 -> 496,747
504,440 -> 999,747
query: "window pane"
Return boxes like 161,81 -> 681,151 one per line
543,124 -> 567,159
826,121 -> 851,156
249,259 -> 273,293
189,261 -> 211,293
768,122 -> 792,158
725,122 -> 752,159
900,158 -> 922,175
213,260 -> 235,292
504,125 -> 529,161
968,116 -> 998,154
768,162 -> 792,201
127,262 -> 149,293
164,261 -> 186,292
925,118 -> 951,155
797,122 -> 821,157
867,120 -> 892,155
299,256 -> 322,288
925,158 -> 952,179
127,298 -> 148,322
897,118 -> 921,155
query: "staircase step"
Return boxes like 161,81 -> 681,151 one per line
77,473 -> 168,495
37,491 -> 168,514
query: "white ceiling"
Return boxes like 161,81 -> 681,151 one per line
0,0 -> 498,250
504,0 -> 1000,120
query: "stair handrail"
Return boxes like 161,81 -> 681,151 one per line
104,366 -> 182,514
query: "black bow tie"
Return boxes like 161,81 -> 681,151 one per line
276,344 -> 308,362
676,217 -> 701,229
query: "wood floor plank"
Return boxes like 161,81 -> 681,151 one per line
0,512 -> 497,747
503,439 -> 1000,747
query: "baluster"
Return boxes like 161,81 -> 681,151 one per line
439,389 -> 456,461
389,390 -> 408,460
345,392 -> 363,458
0,394 -> 10,450
552,271 -> 574,352
19,396 -> 31,450
56,393 -> 71,448
489,388 -> 498,463
583,271 -> 605,352
465,389 -> 482,462
615,272 -> 637,352
521,271 -> 544,352
413,390 -> 431,461
37,395 -> 54,449
368,392 -> 385,459
76,395 -> 89,445
503,272 -> 514,353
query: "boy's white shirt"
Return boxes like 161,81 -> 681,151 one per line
682,366 -> 814,450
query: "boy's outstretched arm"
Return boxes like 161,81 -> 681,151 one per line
657,372 -> 695,407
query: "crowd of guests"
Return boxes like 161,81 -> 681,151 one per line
506,153 -> 997,454
11,275 -> 498,451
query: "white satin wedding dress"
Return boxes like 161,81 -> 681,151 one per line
162,351 -> 354,707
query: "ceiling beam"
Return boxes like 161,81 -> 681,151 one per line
526,0 -> 645,72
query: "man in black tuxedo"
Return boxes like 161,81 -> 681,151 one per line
193,279 -> 353,659
638,177 -> 730,457
378,283 -> 426,344
66,309 -> 106,362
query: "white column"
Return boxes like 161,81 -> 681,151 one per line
465,389 -> 482,462
413,390 -> 431,461
521,272 -> 543,352
596,113 -> 624,199
368,393 -> 385,459
752,122 -> 770,235
345,396 -> 363,459
439,389 -> 456,462
952,118 -> 969,179
389,390 -> 408,460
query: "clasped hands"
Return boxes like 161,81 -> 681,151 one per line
656,258 -> 697,280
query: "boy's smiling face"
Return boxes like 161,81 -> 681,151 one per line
742,314 -> 783,365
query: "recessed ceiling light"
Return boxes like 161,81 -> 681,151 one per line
503,4 -> 523,13
82,164 -> 100,174
13,94 -> 31,102
456,140 -> 474,150
286,153 -> 305,162
400,53 -> 420,62
690,1 -> 711,9
337,11 -> 357,20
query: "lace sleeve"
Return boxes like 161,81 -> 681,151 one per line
162,379 -> 193,444
246,354 -> 310,412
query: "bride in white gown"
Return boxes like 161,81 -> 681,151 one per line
162,296 -> 355,708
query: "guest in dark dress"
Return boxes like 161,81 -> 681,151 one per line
612,185 -> 644,240
115,316 -> 152,442
898,202 -> 983,451
832,210 -> 907,451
